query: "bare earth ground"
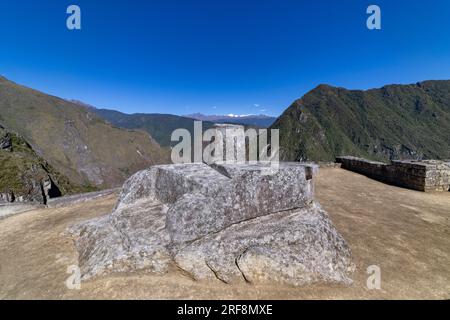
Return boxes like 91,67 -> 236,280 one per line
0,167 -> 449,300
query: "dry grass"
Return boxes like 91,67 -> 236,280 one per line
0,168 -> 449,299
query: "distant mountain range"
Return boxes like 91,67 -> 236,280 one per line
0,76 -> 169,195
271,80 -> 450,162
185,113 -> 277,127
78,108 -> 274,148
2,74 -> 449,202
79,107 -> 216,147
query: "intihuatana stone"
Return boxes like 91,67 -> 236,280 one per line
68,162 -> 355,286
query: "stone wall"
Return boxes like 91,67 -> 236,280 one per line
336,156 -> 450,192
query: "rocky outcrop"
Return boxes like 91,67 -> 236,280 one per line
0,128 -> 68,205
23,175 -> 61,204
0,174 -> 61,205
0,191 -> 15,203
68,162 -> 355,286
0,132 -> 12,152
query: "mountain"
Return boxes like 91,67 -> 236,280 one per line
0,76 -> 169,190
185,113 -> 277,128
271,80 -> 450,162
0,125 -> 81,203
87,108 -> 216,147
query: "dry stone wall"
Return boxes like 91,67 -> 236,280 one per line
337,156 -> 450,192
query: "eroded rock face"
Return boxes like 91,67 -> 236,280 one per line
0,191 -> 15,203
0,128 -> 65,204
68,162 -> 355,286
0,132 -> 12,152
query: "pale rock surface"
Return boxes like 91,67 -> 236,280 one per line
68,162 -> 355,285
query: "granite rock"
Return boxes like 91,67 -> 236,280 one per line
68,162 -> 355,285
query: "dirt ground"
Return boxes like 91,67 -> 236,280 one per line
0,167 -> 449,300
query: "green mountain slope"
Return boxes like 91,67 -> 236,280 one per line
0,76 -> 170,189
271,80 -> 450,162
90,108 -> 215,147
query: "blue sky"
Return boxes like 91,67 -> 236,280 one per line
1,0 -> 449,116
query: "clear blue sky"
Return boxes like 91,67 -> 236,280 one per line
1,0 -> 449,116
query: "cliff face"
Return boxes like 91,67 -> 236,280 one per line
0,126 -> 79,204
271,80 -> 450,162
0,76 -> 170,190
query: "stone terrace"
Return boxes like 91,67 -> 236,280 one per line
336,156 -> 450,192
